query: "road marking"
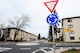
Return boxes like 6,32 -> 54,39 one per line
69,47 -> 72,49
49,47 -> 54,50
16,43 -> 39,46
32,49 -> 41,53
20,48 -> 31,50
40,47 -> 49,49
32,47 -> 52,53
60,47 -> 63,49
41,49 -> 46,52
0,47 -> 12,52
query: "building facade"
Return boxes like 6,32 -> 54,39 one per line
0,28 -> 38,41
62,16 -> 80,42
54,28 -> 63,41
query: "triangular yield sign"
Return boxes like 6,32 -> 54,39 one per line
44,0 -> 58,13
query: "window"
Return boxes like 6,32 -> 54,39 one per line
79,37 -> 80,40
0,31 -> 1,36
70,37 -> 75,40
68,25 -> 73,28
68,19 -> 72,22
69,30 -> 74,34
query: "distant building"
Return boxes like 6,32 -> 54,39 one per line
54,28 -> 63,41
0,28 -> 38,41
62,16 -> 80,42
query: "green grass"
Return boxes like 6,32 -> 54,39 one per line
67,42 -> 80,43
62,49 -> 80,53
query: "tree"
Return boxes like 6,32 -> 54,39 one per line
9,15 -> 30,41
9,15 -> 30,29
38,34 -> 41,40
54,25 -> 57,39
48,26 -> 53,40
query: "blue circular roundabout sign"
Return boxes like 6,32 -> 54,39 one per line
46,14 -> 58,26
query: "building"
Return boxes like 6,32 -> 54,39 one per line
62,16 -> 80,42
0,28 -> 38,41
54,28 -> 63,41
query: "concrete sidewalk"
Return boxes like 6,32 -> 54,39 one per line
46,47 -> 80,53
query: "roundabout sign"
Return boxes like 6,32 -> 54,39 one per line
46,14 -> 58,26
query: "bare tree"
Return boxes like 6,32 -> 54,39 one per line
9,15 -> 30,29
9,15 -> 30,41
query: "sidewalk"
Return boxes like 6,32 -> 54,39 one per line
46,47 -> 80,53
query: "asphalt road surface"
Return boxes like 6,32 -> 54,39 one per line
0,40 -> 80,53
0,40 -> 53,53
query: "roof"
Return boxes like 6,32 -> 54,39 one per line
62,16 -> 80,20
1,27 -> 37,37
62,16 -> 80,26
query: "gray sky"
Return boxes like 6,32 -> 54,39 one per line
0,0 -> 80,38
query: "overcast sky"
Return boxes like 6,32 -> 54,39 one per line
0,0 -> 80,38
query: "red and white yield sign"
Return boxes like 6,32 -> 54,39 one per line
44,0 -> 58,13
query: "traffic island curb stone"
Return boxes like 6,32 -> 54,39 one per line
45,49 -> 68,53
45,47 -> 80,53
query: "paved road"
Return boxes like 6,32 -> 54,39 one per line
0,40 -> 53,53
0,40 -> 80,53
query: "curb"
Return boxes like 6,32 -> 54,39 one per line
45,47 -> 80,53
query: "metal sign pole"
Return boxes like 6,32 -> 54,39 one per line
46,14 -> 58,53
44,1 -> 58,53
52,25 -> 55,53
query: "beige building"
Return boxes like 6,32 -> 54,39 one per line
62,16 -> 80,42
54,28 -> 63,41
0,28 -> 38,41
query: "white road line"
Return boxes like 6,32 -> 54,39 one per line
40,47 -> 49,49
41,49 -> 47,53
32,49 -> 41,53
0,47 -> 12,52
16,43 -> 39,46
20,48 -> 31,50
32,47 -> 50,53
60,47 -> 63,49
49,47 -> 54,50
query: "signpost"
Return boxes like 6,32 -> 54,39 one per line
46,14 -> 58,53
44,0 -> 59,53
